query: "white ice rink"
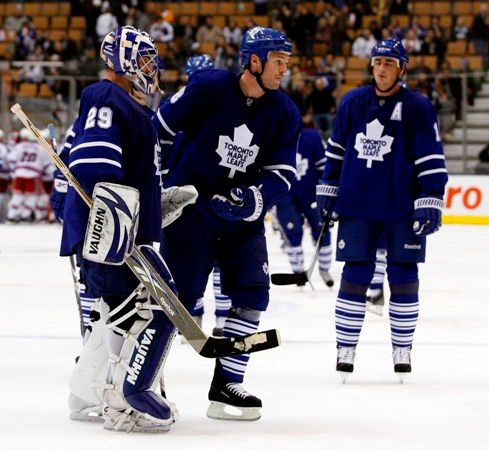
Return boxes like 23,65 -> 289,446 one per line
0,222 -> 488,450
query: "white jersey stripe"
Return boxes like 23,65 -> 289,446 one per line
156,110 -> 176,137
69,158 -> 122,169
70,141 -> 122,154
417,168 -> 448,178
415,154 -> 446,165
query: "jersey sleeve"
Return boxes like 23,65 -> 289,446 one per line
314,134 -> 327,178
412,97 -> 449,198
255,101 -> 301,210
69,95 -> 124,196
321,94 -> 350,186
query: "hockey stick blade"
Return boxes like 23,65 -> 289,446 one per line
271,272 -> 308,286
11,103 -> 281,359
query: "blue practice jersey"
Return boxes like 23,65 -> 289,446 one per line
152,70 -> 301,216
291,128 -> 326,204
323,85 -> 448,221
61,80 -> 161,256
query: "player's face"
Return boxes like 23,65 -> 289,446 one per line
261,52 -> 290,90
372,57 -> 402,92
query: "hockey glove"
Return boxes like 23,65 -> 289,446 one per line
412,196 -> 444,236
316,182 -> 339,221
50,177 -> 68,222
210,186 -> 263,222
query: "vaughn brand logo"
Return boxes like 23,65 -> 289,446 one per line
89,207 -> 106,254
126,328 -> 156,385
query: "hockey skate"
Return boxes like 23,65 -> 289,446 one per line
393,346 -> 411,384
68,393 -> 104,423
366,288 -> 384,316
336,346 -> 356,383
206,364 -> 262,421
319,269 -> 334,287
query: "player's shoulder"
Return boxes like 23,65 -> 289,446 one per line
80,80 -> 137,112
341,84 -> 373,106
401,86 -> 436,112
189,68 -> 236,89
269,90 -> 301,123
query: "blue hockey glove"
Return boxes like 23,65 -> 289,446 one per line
316,183 -> 339,221
210,186 -> 263,222
50,177 -> 68,222
412,197 -> 444,236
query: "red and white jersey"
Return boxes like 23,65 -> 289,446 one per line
0,143 -> 9,181
9,142 -> 54,180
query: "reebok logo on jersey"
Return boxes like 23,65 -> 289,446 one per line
216,124 -> 259,178
404,244 -> 421,250
126,328 -> 156,386
354,119 -> 393,168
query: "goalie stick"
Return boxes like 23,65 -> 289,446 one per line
12,103 -> 280,358
271,219 -> 330,287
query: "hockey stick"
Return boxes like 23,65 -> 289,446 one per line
48,123 -> 87,337
12,103 -> 280,358
271,218 -> 330,286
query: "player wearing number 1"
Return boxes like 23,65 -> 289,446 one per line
316,39 -> 448,382
59,26 -> 179,432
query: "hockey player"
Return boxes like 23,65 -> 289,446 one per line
275,114 -> 334,287
316,39 -> 448,382
0,130 -> 10,223
58,26 -> 177,432
6,128 -> 52,222
153,27 -> 300,420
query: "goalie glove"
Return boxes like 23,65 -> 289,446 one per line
412,196 -> 444,236
210,186 -> 263,222
161,185 -> 198,228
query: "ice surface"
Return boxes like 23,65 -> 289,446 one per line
0,222 -> 488,449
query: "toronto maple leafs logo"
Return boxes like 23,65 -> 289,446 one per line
216,124 -> 259,178
354,119 -> 393,168
295,152 -> 308,181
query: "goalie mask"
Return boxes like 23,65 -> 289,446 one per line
101,26 -> 163,94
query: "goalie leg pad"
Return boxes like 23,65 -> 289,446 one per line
103,287 -> 177,432
68,299 -> 110,422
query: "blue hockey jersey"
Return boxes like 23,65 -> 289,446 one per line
60,80 -> 161,256
291,127 -> 326,204
322,85 -> 448,221
152,69 -> 301,224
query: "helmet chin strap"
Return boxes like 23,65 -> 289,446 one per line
248,60 -> 269,93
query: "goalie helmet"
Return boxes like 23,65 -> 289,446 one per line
240,27 -> 292,68
100,26 -> 163,94
371,39 -> 409,68
184,54 -> 214,76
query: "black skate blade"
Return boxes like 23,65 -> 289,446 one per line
198,329 -> 281,358
271,272 -> 308,286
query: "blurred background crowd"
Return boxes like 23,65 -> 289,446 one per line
0,0 -> 488,223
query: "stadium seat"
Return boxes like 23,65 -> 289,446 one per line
180,2 -> 199,15
236,2 -> 254,15
347,56 -> 369,70
17,83 -> 38,97
38,83 -> 53,97
454,2 -> 473,14
51,16 -> 68,29
68,29 -> 83,42
199,42 -> 216,57
42,3 -> 59,16
33,17 -> 50,30
439,15 -> 453,29
413,2 -> 432,15
70,17 -> 87,30
24,3 -> 42,17
432,2 -> 450,15
252,16 -> 270,27
392,15 -> 410,27
200,2 -> 218,15
59,2 -> 71,16
218,3 -> 236,15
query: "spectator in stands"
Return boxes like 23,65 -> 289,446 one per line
315,17 -> 333,45
223,18 -> 242,47
452,16 -> 469,41
294,3 -> 318,56
475,144 -> 489,174
307,77 -> 336,136
434,73 -> 455,138
149,13 -> 175,44
439,59 -> 463,120
389,0 -> 410,15
470,4 -> 489,59
351,28 -> 377,58
368,19 -> 382,41
124,6 -> 151,32
388,16 -> 405,40
17,46 -> 45,90
407,55 -> 434,79
14,24 -> 37,61
196,16 -> 223,45
276,3 -> 294,39
214,35 -> 239,72
37,31 -> 55,57
95,5 -> 118,48
253,0 -> 269,16
402,28 -> 422,56
421,29 -> 444,65
0,27 -> 6,42
4,4 -> 30,36
407,15 -> 426,40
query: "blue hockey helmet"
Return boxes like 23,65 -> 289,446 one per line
184,54 -> 214,76
100,26 -> 163,94
240,26 -> 292,68
370,39 -> 409,67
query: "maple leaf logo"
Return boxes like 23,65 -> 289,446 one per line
216,124 -> 259,178
295,152 -> 309,181
354,119 -> 394,168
